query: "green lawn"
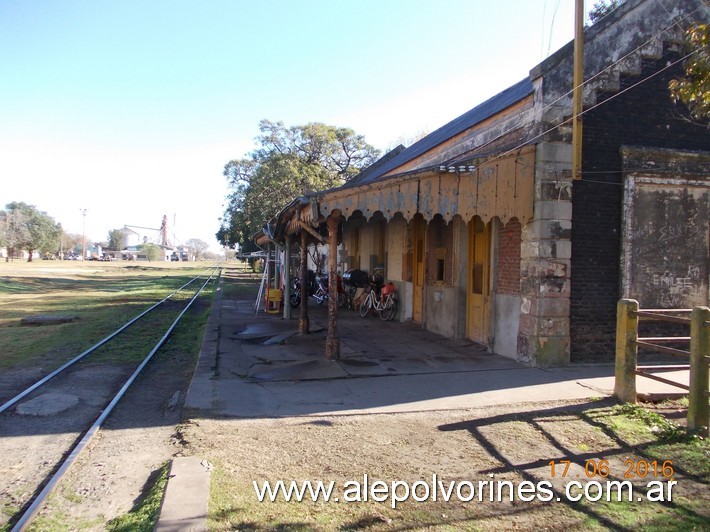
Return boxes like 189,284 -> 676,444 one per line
0,261 -> 217,370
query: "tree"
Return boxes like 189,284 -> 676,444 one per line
141,243 -> 161,262
588,0 -> 624,24
669,23 -> 710,124
217,120 -> 380,250
107,229 -> 124,250
185,238 -> 209,260
0,202 -> 61,261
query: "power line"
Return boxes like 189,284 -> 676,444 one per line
444,1 -> 704,173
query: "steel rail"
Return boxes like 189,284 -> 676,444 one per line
11,270 -> 217,532
0,268 -> 217,414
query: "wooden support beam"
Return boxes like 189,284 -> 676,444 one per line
301,222 -> 325,243
283,237 -> 292,319
299,229 -> 310,334
325,212 -> 340,360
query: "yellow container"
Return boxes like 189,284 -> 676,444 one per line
265,289 -> 282,314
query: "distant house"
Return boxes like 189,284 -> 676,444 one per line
265,0 -> 710,365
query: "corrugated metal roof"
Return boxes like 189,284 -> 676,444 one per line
341,77 -> 534,188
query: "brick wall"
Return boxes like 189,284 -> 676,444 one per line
571,48 -> 710,362
497,218 -> 521,295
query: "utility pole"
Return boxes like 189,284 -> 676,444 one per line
572,0 -> 584,179
80,208 -> 87,260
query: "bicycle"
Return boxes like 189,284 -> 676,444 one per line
313,274 -> 347,307
359,282 -> 397,321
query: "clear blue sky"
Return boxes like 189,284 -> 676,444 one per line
0,0 -> 577,250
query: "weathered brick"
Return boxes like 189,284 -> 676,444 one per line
496,218 -> 521,296
520,296 -> 570,318
570,48 -> 710,363
534,200 -> 572,221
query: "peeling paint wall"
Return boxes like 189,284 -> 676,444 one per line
386,215 -> 406,282
424,285 -> 458,338
319,147 -> 536,226
621,147 -> 710,309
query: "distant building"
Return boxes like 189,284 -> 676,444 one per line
118,224 -> 176,261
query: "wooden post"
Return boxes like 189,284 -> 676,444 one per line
614,299 -> 638,403
283,237 -> 291,319
273,243 -> 280,289
299,229 -> 310,334
689,306 -> 709,436
325,212 -> 340,360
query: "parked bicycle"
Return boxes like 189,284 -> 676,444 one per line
313,274 -> 347,307
359,281 -> 397,321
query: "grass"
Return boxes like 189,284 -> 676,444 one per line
208,465 -> 404,531
13,463 -> 170,531
198,399 -> 709,531
0,261 -> 219,531
106,462 -> 170,532
0,261 -> 216,370
220,263 -> 261,300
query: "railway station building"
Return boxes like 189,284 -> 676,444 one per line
262,0 -> 710,366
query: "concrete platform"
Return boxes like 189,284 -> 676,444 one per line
185,286 -> 690,418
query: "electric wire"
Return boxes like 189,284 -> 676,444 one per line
478,48 -> 699,174
429,1 -> 705,175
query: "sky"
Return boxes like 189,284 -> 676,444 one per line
0,0 -> 578,252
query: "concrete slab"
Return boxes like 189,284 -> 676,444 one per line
249,359 -> 349,381
235,322 -> 292,340
155,457 -> 211,532
20,314 -> 79,326
263,330 -> 300,345
15,392 -> 79,416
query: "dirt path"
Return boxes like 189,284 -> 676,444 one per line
181,399 -> 709,531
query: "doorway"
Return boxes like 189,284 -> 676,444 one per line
467,217 -> 491,343
412,215 -> 426,323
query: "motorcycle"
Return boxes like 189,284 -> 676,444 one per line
289,270 -> 316,307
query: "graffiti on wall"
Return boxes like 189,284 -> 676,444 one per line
626,185 -> 709,309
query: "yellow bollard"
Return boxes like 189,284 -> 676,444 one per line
614,299 -> 639,404
688,306 -> 709,436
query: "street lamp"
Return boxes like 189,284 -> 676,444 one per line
80,208 -> 87,260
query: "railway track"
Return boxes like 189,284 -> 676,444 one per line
0,266 -> 220,531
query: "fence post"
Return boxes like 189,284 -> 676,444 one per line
688,306 -> 709,436
615,299 -> 639,403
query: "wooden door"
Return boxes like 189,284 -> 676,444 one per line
412,215 -> 426,323
467,218 -> 491,343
